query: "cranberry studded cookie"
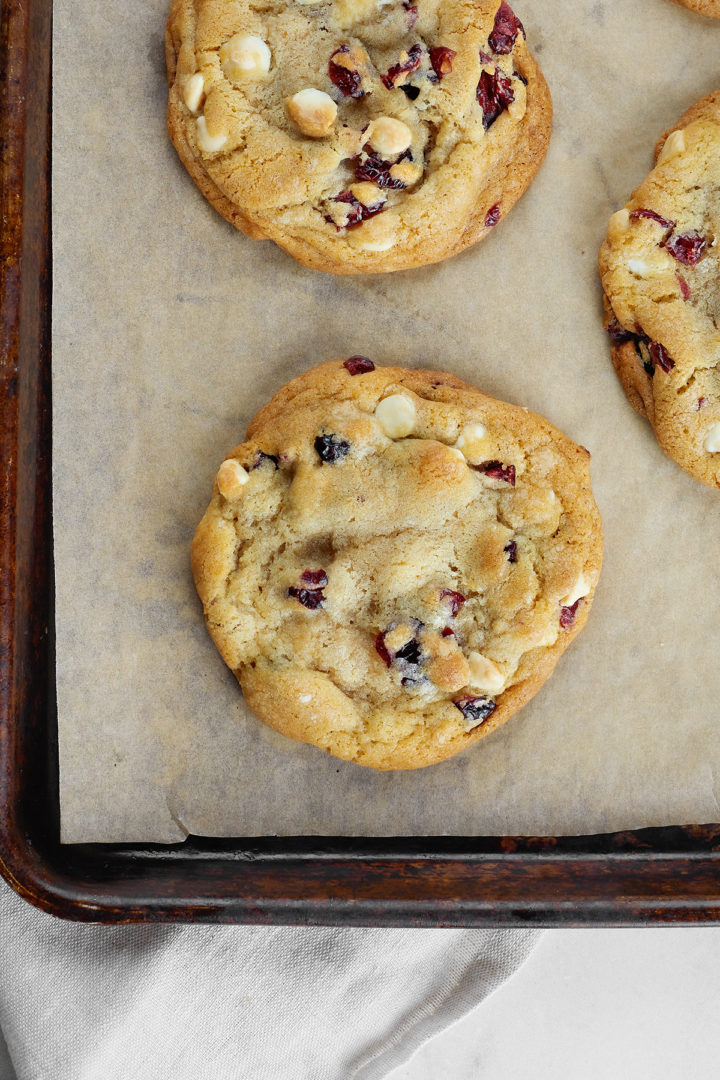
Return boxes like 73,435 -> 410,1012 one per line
165,0 -> 552,273
191,359 -> 602,770
599,91 -> 720,488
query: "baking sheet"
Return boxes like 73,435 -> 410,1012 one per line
54,0 -> 720,843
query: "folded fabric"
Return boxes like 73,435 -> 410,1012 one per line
0,877 -> 539,1080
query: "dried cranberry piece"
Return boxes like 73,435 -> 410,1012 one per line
395,639 -> 422,665
429,46 -> 456,79
662,231 -> 709,267
441,626 -> 455,638
403,0 -> 418,28
648,341 -> 674,374
697,396 -> 707,410
476,460 -> 516,485
343,356 -> 375,375
315,434 -> 351,463
677,275 -> 691,301
504,540 -> 518,563
560,599 -> 581,629
401,84 -> 420,101
375,632 -> 392,667
488,1 -> 525,54
454,696 -> 497,725
476,67 -> 515,130
441,589 -> 466,616
629,208 -> 675,231
251,451 -> 279,470
328,46 -> 365,98
355,152 -> 408,190
485,203 -> 501,228
288,587 -> 325,610
606,317 -> 636,344
300,569 -> 328,589
382,44 -> 423,89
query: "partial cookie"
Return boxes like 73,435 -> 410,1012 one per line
166,1 -> 552,274
191,358 -> 602,770
671,0 -> 720,17
599,91 -> 720,488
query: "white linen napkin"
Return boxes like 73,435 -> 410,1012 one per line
0,877 -> 539,1080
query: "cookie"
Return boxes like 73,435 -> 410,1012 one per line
671,0 -> 720,17
599,90 -> 720,489
165,0 -> 552,274
191,358 -> 602,770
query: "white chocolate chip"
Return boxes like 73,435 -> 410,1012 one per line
196,115 -> 228,153
350,182 -> 383,208
467,652 -> 506,693
454,422 -> 488,464
626,257 -> 649,276
286,88 -> 337,138
384,623 -> 416,653
375,394 -> 416,438
366,116 -> 413,157
298,693 -> 313,703
608,208 -> 631,240
183,73 -> 205,114
561,571 -> 590,608
704,423 -> 720,453
625,255 -> 668,278
220,34 -> 271,82
448,447 -> 465,461
657,128 -> 686,166
507,89 -> 527,123
216,459 -> 249,500
349,227 -> 395,252
389,159 -> 422,187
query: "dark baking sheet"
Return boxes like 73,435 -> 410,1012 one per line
3,0 -> 720,925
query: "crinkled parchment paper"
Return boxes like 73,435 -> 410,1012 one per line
54,0 -> 720,842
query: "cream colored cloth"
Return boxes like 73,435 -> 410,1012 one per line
0,879 -> 538,1080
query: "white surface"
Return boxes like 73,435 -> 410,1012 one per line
390,928 -> 720,1079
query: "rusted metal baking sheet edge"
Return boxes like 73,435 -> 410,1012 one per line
3,0 -> 720,925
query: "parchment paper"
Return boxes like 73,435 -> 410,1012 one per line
54,0 -> 720,843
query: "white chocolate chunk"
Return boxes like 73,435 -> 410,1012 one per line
366,117 -> 413,157
183,73 -> 205,114
196,115 -> 228,153
467,652 -> 506,693
353,234 -> 394,251
384,623 -> 416,653
454,423 -> 488,464
286,88 -> 337,138
704,423 -> 720,453
375,394 -> 416,438
507,85 -> 527,123
389,159 -> 422,187
347,214 -> 396,250
350,182 -> 383,208
607,208 -> 631,240
217,459 -> 249,500
657,128 -> 686,166
625,255 -> 668,278
562,571 -> 590,608
220,34 -> 271,82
